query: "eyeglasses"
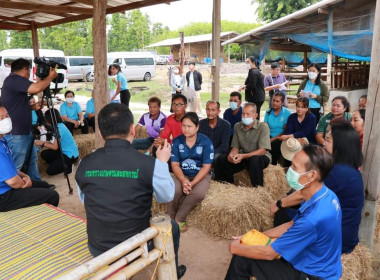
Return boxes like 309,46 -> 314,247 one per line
172,103 -> 184,107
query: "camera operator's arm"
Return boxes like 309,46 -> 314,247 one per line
28,68 -> 57,94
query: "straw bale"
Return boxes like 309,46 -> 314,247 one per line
152,180 -> 273,239
376,200 -> 380,239
233,164 -> 290,200
341,243 -> 373,280
135,126 -> 149,139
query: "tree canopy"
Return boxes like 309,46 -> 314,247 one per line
252,0 -> 319,22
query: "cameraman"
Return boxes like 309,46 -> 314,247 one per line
0,58 -> 57,181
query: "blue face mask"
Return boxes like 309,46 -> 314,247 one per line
242,117 -> 254,126
286,167 -> 311,191
229,102 -> 238,110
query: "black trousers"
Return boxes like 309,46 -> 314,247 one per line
225,255 -> 320,280
0,181 -> 59,212
270,139 -> 282,165
310,108 -> 321,124
214,154 -> 270,187
41,149 -> 78,176
255,101 -> 264,120
87,117 -> 95,132
120,89 -> 131,107
64,119 -> 89,135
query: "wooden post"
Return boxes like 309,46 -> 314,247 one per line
151,214 -> 177,280
179,32 -> 185,75
92,0 -> 108,149
188,43 -> 191,61
211,0 -> 221,101
303,51 -> 308,72
359,0 -> 380,250
31,21 -> 39,59
326,10 -> 333,87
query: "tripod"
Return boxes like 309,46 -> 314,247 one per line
23,80 -> 73,194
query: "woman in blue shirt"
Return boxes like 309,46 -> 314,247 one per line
35,109 -> 79,176
297,63 -> 329,123
60,90 -> 88,135
109,64 -> 130,107
280,97 -> 316,144
270,122 -> 363,254
167,112 -> 214,232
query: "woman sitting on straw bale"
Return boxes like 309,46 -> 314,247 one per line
167,112 -> 214,232
35,109 -> 79,175
271,122 -> 363,254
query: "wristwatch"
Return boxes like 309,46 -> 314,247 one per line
276,199 -> 283,209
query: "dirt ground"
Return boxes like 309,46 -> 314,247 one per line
48,173 -> 232,280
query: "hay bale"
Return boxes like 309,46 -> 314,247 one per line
375,200 -> 380,239
135,126 -> 149,139
152,180 -> 273,239
341,243 -> 373,280
233,164 -> 289,200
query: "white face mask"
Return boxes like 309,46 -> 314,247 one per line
308,72 -> 318,80
0,117 -> 12,134
66,97 -> 74,103
245,63 -> 251,70
174,69 -> 179,74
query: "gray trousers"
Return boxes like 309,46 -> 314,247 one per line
167,173 -> 212,222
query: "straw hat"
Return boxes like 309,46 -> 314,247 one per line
281,138 -> 302,161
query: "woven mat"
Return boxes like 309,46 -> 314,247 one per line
0,204 -> 92,280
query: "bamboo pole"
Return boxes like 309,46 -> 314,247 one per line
56,227 -> 159,280
151,214 -> 177,280
358,0 -> 380,250
211,0 -> 221,101
31,21 -> 39,59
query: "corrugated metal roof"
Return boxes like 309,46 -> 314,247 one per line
147,31 -> 239,47
0,0 -> 181,30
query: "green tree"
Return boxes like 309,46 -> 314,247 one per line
252,0 -> 319,22
0,30 -> 8,50
125,10 -> 151,50
9,31 -> 32,48
108,13 -> 128,52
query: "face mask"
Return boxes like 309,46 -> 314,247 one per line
0,117 -> 12,134
66,98 -> 74,103
245,63 -> 251,70
286,167 -> 311,191
174,69 -> 179,74
229,102 -> 238,110
242,117 -> 253,126
308,72 -> 318,80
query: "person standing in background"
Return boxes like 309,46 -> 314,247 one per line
171,66 -> 185,95
109,64 -> 130,107
239,56 -> 265,120
186,62 -> 203,116
264,62 -> 289,108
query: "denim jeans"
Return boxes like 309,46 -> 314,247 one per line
4,133 -> 41,181
132,137 -> 154,150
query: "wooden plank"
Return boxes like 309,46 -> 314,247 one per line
0,1 -> 93,14
211,0 -> 221,101
359,0 -> 380,250
92,0 -> 108,149
68,0 -> 94,6
0,15 -> 30,25
0,23 -> 30,30
106,0 -> 180,14
269,44 -> 312,52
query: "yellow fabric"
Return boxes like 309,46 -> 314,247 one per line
0,204 -> 92,280
240,229 -> 271,246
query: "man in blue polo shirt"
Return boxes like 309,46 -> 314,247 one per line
225,145 -> 342,280
0,105 -> 59,212
223,91 -> 243,144
85,91 -> 95,131
132,97 -> 166,151
264,92 -> 291,165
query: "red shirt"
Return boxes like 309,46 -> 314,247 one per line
160,114 -> 183,142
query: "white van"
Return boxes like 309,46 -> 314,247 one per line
0,49 -> 68,91
66,56 -> 94,82
107,52 -> 156,81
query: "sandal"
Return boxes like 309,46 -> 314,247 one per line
179,221 -> 188,232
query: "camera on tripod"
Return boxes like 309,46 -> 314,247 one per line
33,57 -> 67,83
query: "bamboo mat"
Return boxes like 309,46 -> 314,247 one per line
0,204 -> 92,280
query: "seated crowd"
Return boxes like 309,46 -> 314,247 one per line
0,58 -> 369,280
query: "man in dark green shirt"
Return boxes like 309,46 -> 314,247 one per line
214,103 -> 271,187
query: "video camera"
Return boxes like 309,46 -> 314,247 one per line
33,57 -> 67,83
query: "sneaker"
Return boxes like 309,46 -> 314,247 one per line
177,265 -> 186,279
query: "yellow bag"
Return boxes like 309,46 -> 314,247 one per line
240,229 -> 273,246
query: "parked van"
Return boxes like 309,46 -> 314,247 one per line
107,52 -> 156,81
66,56 -> 94,82
0,49 -> 68,91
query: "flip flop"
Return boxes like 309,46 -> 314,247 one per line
179,221 -> 188,232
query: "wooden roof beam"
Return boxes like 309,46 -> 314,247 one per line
0,22 -> 30,30
68,0 -> 94,6
106,0 -> 179,14
269,44 -> 312,52
0,1 -> 93,15
0,15 -> 31,25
